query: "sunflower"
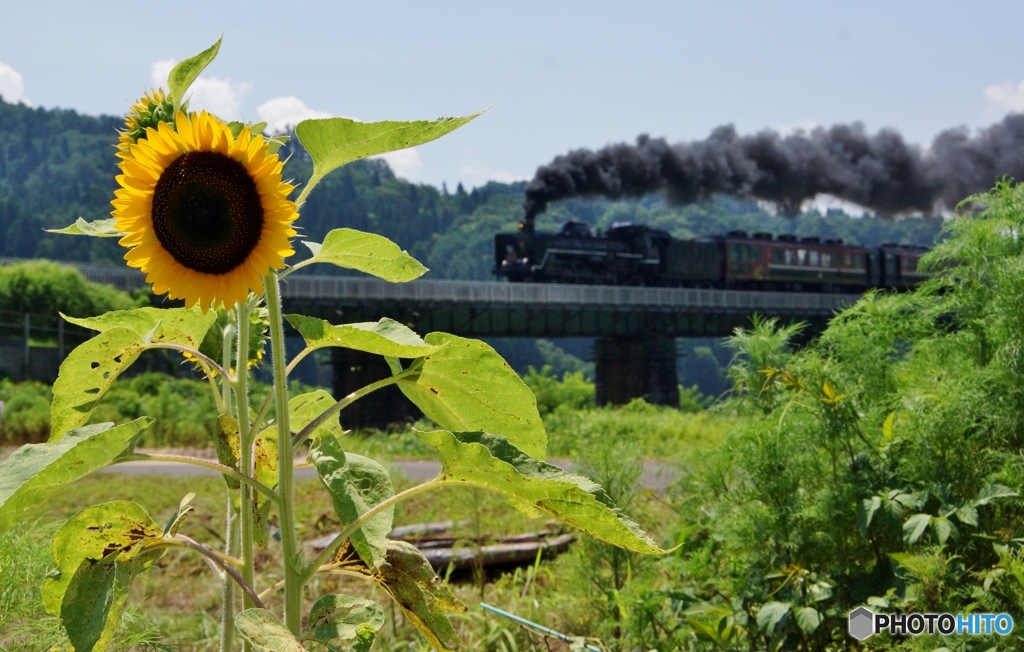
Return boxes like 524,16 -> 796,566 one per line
118,89 -> 178,152
112,110 -> 298,309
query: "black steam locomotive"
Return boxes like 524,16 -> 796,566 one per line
494,221 -> 929,292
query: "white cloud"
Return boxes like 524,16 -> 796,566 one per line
0,62 -> 30,105
377,149 -> 423,181
459,161 -> 529,187
149,59 -> 250,120
256,96 -> 331,134
985,78 -> 1024,114
150,59 -> 175,89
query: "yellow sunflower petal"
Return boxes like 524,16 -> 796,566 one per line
111,109 -> 298,311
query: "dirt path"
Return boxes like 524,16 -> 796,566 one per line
99,457 -> 679,492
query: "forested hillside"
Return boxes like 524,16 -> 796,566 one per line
1,98 -> 943,279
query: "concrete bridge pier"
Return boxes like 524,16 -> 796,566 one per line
331,348 -> 420,430
594,336 -> 679,407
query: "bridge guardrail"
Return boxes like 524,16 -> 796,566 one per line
1,257 -> 858,315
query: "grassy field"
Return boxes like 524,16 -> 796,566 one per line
1,440 -> 684,651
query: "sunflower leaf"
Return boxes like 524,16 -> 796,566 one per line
168,37 -> 223,109
64,306 -> 218,351
286,314 -> 443,359
302,594 -> 384,651
286,389 -> 344,441
302,228 -> 427,282
396,333 -> 546,460
50,328 -> 148,440
0,419 -> 153,531
309,435 -> 394,570
46,217 -> 125,238
333,540 -> 465,650
235,609 -> 306,652
295,110 -> 484,201
418,429 -> 663,554
42,501 -> 163,628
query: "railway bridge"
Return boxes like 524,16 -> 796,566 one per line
12,259 -> 859,421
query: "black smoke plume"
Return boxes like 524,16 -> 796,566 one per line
522,115 -> 1024,223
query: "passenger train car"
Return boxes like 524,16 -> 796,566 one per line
494,221 -> 928,291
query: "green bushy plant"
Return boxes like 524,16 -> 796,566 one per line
0,380 -> 51,445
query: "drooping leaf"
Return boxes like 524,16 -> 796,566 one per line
303,594 -> 385,651
418,430 -> 662,554
235,609 -> 306,652
309,435 -> 393,570
287,314 -> 443,359
302,229 -> 427,282
167,37 -> 222,108
397,334 -> 546,460
46,217 -> 125,238
41,501 -> 161,626
794,606 -> 823,634
288,390 -> 345,441
755,601 -> 791,636
62,539 -> 163,652
333,540 -> 465,650
857,496 -> 881,537
65,306 -> 217,350
295,111 -> 482,200
903,513 -> 932,546
0,419 -> 153,530
50,328 -> 146,440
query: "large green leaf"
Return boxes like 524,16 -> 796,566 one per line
333,540 -> 465,650
43,501 -> 164,652
288,390 -> 345,440
65,306 -> 217,350
303,594 -> 384,652
309,435 -> 393,570
397,334 -> 546,460
50,328 -> 146,440
301,229 -> 427,282
167,37 -> 222,108
52,308 -> 217,439
419,430 -> 662,554
295,111 -> 482,200
235,609 -> 306,652
46,217 -> 125,238
0,419 -> 153,530
287,314 -> 443,359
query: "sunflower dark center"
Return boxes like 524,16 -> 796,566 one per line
152,151 -> 264,275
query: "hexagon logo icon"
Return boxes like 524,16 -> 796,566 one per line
848,607 -> 874,641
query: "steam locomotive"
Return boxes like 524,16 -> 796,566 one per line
494,221 -> 929,292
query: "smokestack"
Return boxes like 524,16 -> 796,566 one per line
522,115 -> 1024,225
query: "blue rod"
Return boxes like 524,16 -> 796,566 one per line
479,602 -> 601,652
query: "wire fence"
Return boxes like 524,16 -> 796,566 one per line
0,309 -> 94,382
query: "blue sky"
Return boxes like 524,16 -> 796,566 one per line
3,1 -> 1024,191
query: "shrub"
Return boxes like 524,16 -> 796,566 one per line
0,380 -> 51,445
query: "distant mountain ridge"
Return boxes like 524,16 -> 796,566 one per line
0,98 -> 943,281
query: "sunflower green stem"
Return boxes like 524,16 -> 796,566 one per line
234,299 -> 256,652
264,273 -> 303,634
